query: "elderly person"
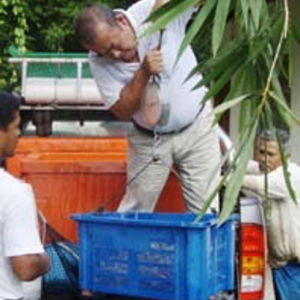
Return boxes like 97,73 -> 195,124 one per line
243,129 -> 300,300
74,0 -> 221,213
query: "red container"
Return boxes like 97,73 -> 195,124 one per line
6,137 -> 185,241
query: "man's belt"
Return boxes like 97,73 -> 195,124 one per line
133,105 -> 204,137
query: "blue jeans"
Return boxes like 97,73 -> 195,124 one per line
273,261 -> 300,300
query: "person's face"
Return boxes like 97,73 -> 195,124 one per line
86,14 -> 138,62
0,111 -> 21,158
255,139 -> 284,173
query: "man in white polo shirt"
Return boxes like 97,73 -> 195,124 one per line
74,0 -> 221,213
0,91 -> 50,300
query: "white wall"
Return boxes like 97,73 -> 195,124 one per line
229,104 -> 240,151
291,0 -> 300,163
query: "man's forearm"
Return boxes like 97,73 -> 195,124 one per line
243,174 -> 285,200
111,67 -> 151,120
11,252 -> 50,281
243,175 -> 264,193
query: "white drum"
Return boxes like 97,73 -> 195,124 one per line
24,78 -> 103,105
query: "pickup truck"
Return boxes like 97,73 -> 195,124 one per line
6,53 -> 275,300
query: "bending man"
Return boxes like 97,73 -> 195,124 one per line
74,0 -> 221,212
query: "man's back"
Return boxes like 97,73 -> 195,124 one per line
0,168 -> 44,299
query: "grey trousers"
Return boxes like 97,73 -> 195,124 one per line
118,103 -> 221,213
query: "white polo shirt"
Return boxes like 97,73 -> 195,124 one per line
0,168 -> 44,300
89,0 -> 207,133
243,161 -> 300,267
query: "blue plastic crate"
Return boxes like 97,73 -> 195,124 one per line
72,213 -> 236,300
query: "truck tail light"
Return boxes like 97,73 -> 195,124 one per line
240,224 -> 266,300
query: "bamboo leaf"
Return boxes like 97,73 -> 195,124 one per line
263,103 -> 297,204
270,91 -> 300,125
269,72 -> 292,129
202,54 -> 247,101
270,83 -> 291,127
260,115 -> 271,217
145,0 -> 195,23
191,46 -> 247,90
239,100 -> 249,142
219,117 -> 258,224
202,37 -> 247,72
195,176 -> 226,222
196,141 -> 239,222
238,66 -> 257,141
240,0 -> 250,32
245,13 -> 284,63
187,36 -> 247,80
259,0 -> 270,29
212,0 -> 232,56
142,0 -> 197,37
213,94 -> 251,115
176,0 -> 218,62
249,0 -> 263,30
225,68 -> 247,100
263,102 -> 273,131
277,132 -> 297,203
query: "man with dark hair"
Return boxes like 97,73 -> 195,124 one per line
243,129 -> 300,300
0,91 -> 50,300
74,0 -> 221,213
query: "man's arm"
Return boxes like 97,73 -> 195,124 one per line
10,253 -> 50,281
242,173 -> 286,200
110,66 -> 151,120
110,50 -> 163,120
246,160 -> 260,175
4,184 -> 50,281
243,175 -> 265,195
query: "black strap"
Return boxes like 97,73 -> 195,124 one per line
133,104 -> 204,136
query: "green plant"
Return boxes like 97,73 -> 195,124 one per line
0,0 -> 28,89
146,0 -> 299,222
0,0 -> 136,89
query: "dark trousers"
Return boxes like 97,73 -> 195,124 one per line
273,261 -> 300,300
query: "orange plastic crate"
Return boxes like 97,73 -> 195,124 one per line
7,137 -> 185,242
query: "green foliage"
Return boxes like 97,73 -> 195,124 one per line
0,0 -> 27,89
0,0 -> 136,89
147,0 -> 296,222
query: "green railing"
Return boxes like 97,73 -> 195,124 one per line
9,46 -> 92,79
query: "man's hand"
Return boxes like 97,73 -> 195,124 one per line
111,50 -> 163,121
141,50 -> 163,76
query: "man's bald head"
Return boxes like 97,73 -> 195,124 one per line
74,4 -> 117,46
